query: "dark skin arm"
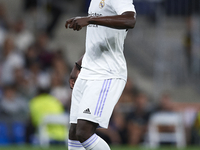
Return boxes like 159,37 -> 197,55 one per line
67,12 -> 136,88
65,11 -> 136,31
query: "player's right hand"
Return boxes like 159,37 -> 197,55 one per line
69,64 -> 80,89
65,17 -> 90,31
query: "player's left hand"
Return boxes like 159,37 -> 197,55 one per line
65,17 -> 90,31
69,64 -> 80,89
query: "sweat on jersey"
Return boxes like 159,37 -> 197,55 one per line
79,0 -> 136,81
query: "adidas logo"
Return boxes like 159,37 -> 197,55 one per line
83,108 -> 91,114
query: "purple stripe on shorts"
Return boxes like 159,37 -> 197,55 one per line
94,80 -> 107,115
96,79 -> 109,116
99,79 -> 112,117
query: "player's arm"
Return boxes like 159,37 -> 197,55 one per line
65,11 -> 136,31
89,11 -> 136,29
69,55 -> 83,89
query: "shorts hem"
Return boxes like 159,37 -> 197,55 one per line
69,120 -> 77,124
77,117 -> 108,129
78,76 -> 127,82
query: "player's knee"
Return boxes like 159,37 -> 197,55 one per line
76,127 -> 88,142
76,120 -> 98,142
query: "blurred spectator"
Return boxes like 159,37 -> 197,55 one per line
96,108 -> 128,145
0,84 -> 28,145
35,32 -> 54,70
26,88 -> 67,143
0,3 -> 8,48
0,3 -> 10,30
126,92 -> 152,145
13,67 -> 35,100
24,45 -> 39,69
26,61 -> 51,96
0,84 -> 28,120
12,19 -> 35,52
50,51 -> 71,111
0,36 -> 24,85
118,78 -> 138,115
52,56 -> 70,85
149,93 -> 180,145
191,112 -> 200,145
155,93 -> 175,112
95,78 -> 138,145
50,72 -> 71,111
110,109 -> 128,144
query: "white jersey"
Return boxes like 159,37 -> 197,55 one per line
79,0 -> 136,81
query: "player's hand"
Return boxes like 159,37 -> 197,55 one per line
69,64 -> 81,89
65,17 -> 90,31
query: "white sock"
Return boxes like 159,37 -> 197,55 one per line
81,134 -> 110,150
68,139 -> 85,150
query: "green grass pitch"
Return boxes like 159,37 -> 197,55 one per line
0,145 -> 200,150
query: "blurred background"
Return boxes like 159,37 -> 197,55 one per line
0,0 -> 200,149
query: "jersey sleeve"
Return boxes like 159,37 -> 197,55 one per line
110,0 -> 136,15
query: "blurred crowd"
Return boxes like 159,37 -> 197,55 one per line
97,79 -> 200,146
0,0 -> 72,144
0,0 -> 200,147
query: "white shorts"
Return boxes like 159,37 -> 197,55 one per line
70,78 -> 126,128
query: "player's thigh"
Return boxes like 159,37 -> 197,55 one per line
96,78 -> 126,127
70,78 -> 86,124
76,119 -> 98,142
68,123 -> 77,140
